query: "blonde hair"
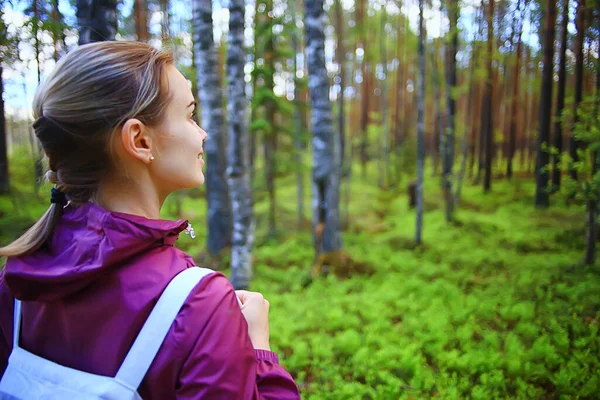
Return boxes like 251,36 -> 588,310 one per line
0,41 -> 174,258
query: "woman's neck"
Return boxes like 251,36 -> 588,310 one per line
96,179 -> 165,219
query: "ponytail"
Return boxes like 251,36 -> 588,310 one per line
0,202 -> 64,257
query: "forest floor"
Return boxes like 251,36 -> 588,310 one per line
1,153 -> 599,399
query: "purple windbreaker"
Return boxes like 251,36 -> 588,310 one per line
0,202 -> 300,399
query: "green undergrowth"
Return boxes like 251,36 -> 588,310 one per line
1,154 -> 599,399
248,180 -> 598,399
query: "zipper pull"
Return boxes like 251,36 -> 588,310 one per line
184,223 -> 196,239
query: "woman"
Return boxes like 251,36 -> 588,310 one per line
0,41 -> 300,399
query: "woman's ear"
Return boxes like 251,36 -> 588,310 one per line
119,119 -> 154,164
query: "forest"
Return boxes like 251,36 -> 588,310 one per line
1,0 -> 600,398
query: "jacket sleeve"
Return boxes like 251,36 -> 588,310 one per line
175,273 -> 300,400
0,272 -> 14,377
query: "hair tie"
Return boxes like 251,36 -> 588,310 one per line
50,187 -> 67,205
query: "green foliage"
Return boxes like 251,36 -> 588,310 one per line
0,0 -> 19,64
200,174 -> 597,399
560,95 -> 600,203
2,151 -> 599,399
169,171 -> 600,399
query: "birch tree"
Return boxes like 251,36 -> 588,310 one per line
193,0 -> 232,256
227,0 -> 254,289
305,0 -> 342,254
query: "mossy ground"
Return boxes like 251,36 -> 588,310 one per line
1,151 -> 599,399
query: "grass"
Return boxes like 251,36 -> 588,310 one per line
1,151 -> 599,399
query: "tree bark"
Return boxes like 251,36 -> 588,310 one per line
134,0 -> 149,42
358,0 -> 368,177
416,0 -> 425,245
227,0 -> 254,289
443,0 -> 458,221
291,0 -> 304,229
482,0 -> 494,192
431,42 -> 445,185
535,0 -> 556,208
456,50 -> 477,205
569,0 -> 585,181
0,64 -> 8,194
51,0 -> 62,62
305,0 -> 342,255
507,0 -> 523,179
393,7 -> 406,183
471,2 -> 484,180
335,0 -> 345,171
193,0 -> 232,257
263,0 -> 277,238
77,0 -> 118,45
379,2 -> 390,188
551,0 -> 569,190
585,33 -> 600,264
31,0 -> 43,193
161,0 -> 170,46
521,47 -> 531,170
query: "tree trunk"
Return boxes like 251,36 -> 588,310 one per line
291,0 -> 304,229
51,0 -> 62,62
134,0 -> 149,42
32,0 -> 43,193
305,0 -> 342,255
507,6 -> 523,180
456,51 -> 476,204
430,43 -> 445,182
443,0 -> 458,221
379,2 -> 390,188
77,0 -> 118,44
360,64 -> 369,177
358,0 -> 368,177
161,0 -> 170,47
415,0 -> 425,245
249,1 -> 259,181
552,0 -> 569,190
0,64 -> 8,194
263,0 -> 277,238
335,0 -> 345,172
227,0 -> 254,289
483,0 -> 494,192
470,3 -> 484,180
535,0 -> 556,208
393,7 -> 406,183
193,0 -> 232,257
468,79 -> 481,178
521,47 -> 531,170
586,33 -> 600,262
570,0 -> 585,181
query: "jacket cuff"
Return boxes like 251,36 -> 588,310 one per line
255,349 -> 280,364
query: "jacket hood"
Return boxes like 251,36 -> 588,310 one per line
4,202 -> 188,301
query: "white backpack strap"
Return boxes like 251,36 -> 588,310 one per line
12,299 -> 21,349
115,267 -> 214,389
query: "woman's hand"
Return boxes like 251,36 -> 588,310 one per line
235,290 -> 271,351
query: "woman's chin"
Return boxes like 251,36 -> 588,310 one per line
177,174 -> 205,190
195,172 -> 205,187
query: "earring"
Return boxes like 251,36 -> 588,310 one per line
150,155 -> 155,162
